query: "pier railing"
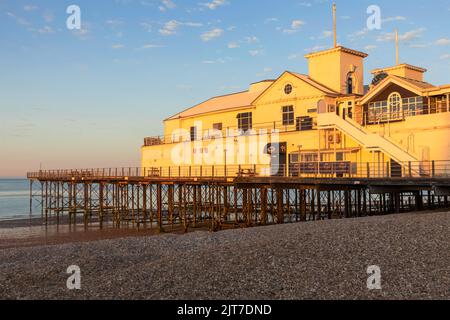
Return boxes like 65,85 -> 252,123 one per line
27,160 -> 450,180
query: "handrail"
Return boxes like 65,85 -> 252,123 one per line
26,160 -> 450,180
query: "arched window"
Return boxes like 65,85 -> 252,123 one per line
346,74 -> 354,94
388,92 -> 402,120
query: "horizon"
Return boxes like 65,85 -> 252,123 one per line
1,0 -> 450,176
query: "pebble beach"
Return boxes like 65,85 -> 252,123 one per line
0,210 -> 449,300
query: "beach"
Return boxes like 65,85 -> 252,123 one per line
0,210 -> 449,300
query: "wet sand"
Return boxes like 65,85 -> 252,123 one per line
0,217 -> 186,250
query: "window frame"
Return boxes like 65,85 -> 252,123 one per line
282,105 -> 294,126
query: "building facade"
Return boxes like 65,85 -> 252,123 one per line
141,45 -> 450,178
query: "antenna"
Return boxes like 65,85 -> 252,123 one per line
333,2 -> 337,48
395,29 -> 399,65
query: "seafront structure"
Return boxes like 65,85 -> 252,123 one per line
142,35 -> 450,179
27,5 -> 450,231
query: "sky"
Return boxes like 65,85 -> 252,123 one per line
1,0 -> 450,177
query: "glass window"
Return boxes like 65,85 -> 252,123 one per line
237,112 -> 252,132
213,123 -> 223,131
190,126 -> 197,141
282,105 -> 294,126
284,84 -> 293,95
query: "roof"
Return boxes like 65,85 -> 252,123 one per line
391,75 -> 434,89
372,63 -> 427,75
166,82 -> 272,121
359,74 -> 435,105
304,46 -> 369,59
288,72 -> 340,95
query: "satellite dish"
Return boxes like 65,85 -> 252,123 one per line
372,72 -> 388,86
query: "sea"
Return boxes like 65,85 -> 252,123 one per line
0,179 -> 30,220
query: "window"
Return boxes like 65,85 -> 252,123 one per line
346,75 -> 353,94
237,112 -> 252,132
213,123 -> 223,131
388,92 -> 402,119
282,106 -> 294,126
284,84 -> 293,95
296,116 -> 313,131
190,126 -> 197,141
402,97 -> 423,117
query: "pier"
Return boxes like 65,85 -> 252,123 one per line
27,162 -> 450,232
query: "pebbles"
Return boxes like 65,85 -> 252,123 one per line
0,211 -> 449,300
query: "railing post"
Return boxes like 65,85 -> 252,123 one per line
168,167 -> 171,178
189,166 -> 192,177
432,161 -> 436,178
408,162 -> 412,178
200,166 -> 203,178
212,166 -> 215,178
179,166 -> 181,177
366,162 -> 370,178
386,162 -> 390,178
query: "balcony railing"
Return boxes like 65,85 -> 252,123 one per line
143,119 -> 316,147
27,160 -> 450,180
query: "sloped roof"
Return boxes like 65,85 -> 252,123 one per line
166,82 -> 273,121
288,72 -> 340,95
359,74 -> 435,105
391,75 -> 434,89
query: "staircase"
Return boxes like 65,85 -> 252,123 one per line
317,113 -> 418,164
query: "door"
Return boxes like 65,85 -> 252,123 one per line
265,142 -> 287,177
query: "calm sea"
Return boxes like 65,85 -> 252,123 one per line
0,179 -> 30,220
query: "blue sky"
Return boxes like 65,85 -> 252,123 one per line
1,0 -> 450,176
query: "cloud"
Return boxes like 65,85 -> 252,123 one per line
36,26 -> 55,34
440,54 -> 450,60
111,44 -> 125,49
243,36 -> 258,44
265,18 -> 278,24
23,5 -> 38,12
6,12 -> 31,26
249,50 -> 261,56
283,20 -> 305,34
364,45 -> 377,51
228,42 -> 239,49
159,0 -> 176,12
106,19 -> 124,26
159,20 -> 179,35
298,2 -> 312,7
291,20 -> 305,29
200,28 -> 223,41
43,11 -> 54,23
436,38 -> 450,46
201,0 -> 228,10
256,67 -> 273,77
377,28 -> 425,42
382,16 -> 406,23
159,20 -> 202,35
141,44 -> 164,49
202,58 -> 226,64
321,30 -> 333,38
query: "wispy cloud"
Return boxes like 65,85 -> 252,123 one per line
141,44 -> 164,49
23,5 -> 38,12
6,12 -> 31,26
440,54 -> 450,60
228,42 -> 239,49
111,44 -> 125,49
201,0 -> 228,10
436,38 -> 450,46
382,16 -> 406,23
159,0 -> 176,12
377,28 -> 425,42
159,20 -> 202,35
200,28 -> 224,41
364,45 -> 377,51
283,20 -> 305,34
249,49 -> 262,56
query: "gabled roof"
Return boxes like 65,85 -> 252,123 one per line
359,74 -> 435,105
288,72 -> 340,96
166,82 -> 273,121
